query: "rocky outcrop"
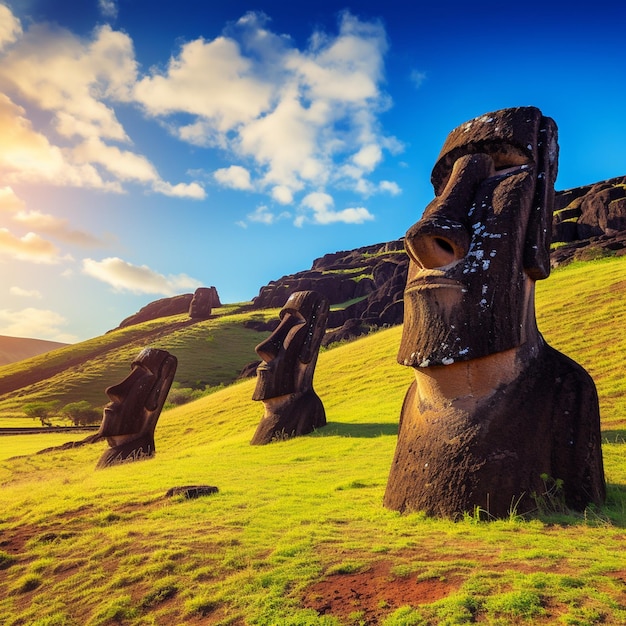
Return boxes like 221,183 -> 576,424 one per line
189,286 -> 221,319
117,294 -> 194,329
552,176 -> 626,266
115,287 -> 221,329
251,240 -> 408,341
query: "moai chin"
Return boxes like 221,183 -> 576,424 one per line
96,347 -> 177,468
251,290 -> 329,445
384,107 -> 605,518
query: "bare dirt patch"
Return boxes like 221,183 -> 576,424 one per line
301,560 -> 462,624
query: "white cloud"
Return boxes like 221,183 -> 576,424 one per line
302,191 -> 334,213
316,206 -> 374,225
134,35 -> 273,132
71,138 -> 205,198
271,185 -> 294,205
0,5 -> 400,214
0,94 -> 119,190
0,185 -> 104,247
82,257 -> 201,295
0,228 -> 63,263
0,9 -> 202,198
214,165 -> 253,190
0,186 -> 24,211
0,307 -> 76,342
99,0 -> 118,20
410,69 -> 426,89
379,180 -> 401,195
352,144 -> 382,171
13,210 -> 103,247
72,137 -> 159,182
0,4 -> 22,52
300,192 -> 374,225
152,180 -> 206,199
10,287 -> 42,299
0,23 -> 135,140
245,204 -> 292,225
132,10 -> 399,210
288,13 -> 385,103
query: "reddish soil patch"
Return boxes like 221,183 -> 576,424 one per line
301,560 -> 461,624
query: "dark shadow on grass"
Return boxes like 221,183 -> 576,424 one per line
603,430 -> 626,444
311,421 -> 398,438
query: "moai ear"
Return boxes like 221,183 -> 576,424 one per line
145,354 -> 178,412
298,294 -> 330,364
524,115 -> 559,281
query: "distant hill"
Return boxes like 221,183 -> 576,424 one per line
0,335 -> 69,366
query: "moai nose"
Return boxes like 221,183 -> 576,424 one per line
404,153 -> 495,269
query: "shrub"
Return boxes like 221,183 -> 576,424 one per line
61,400 -> 101,426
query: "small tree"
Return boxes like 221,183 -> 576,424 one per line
23,401 -> 61,427
61,401 -> 102,426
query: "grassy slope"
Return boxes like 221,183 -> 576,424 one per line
0,257 -> 624,625
0,306 -> 276,421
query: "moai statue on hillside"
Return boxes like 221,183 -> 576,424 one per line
251,290 -> 329,444
189,286 -> 220,319
384,107 -> 605,517
96,348 -> 177,468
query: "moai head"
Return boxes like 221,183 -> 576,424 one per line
189,287 -> 213,319
252,290 -> 329,401
251,290 -> 329,444
398,107 -> 558,368
97,347 -> 177,467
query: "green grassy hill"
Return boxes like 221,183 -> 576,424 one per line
0,304 -> 277,424
0,256 -> 624,625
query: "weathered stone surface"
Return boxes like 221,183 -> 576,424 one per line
114,286 -> 221,329
384,106 -> 605,518
551,176 -> 626,265
251,241 -> 406,335
165,485 -> 219,499
188,286 -> 221,319
385,344 -> 605,517
321,318 -> 369,347
117,294 -> 193,329
96,348 -> 177,468
243,319 -> 280,332
251,291 -> 329,445
238,360 -> 262,379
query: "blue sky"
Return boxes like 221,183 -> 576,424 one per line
1,0 -> 625,342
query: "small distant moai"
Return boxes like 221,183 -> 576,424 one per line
96,348 -> 177,468
189,286 -> 221,319
384,107 -> 605,517
251,290 -> 329,444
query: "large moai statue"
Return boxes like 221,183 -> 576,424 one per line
96,348 -> 177,468
384,107 -> 605,517
251,290 -> 329,445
